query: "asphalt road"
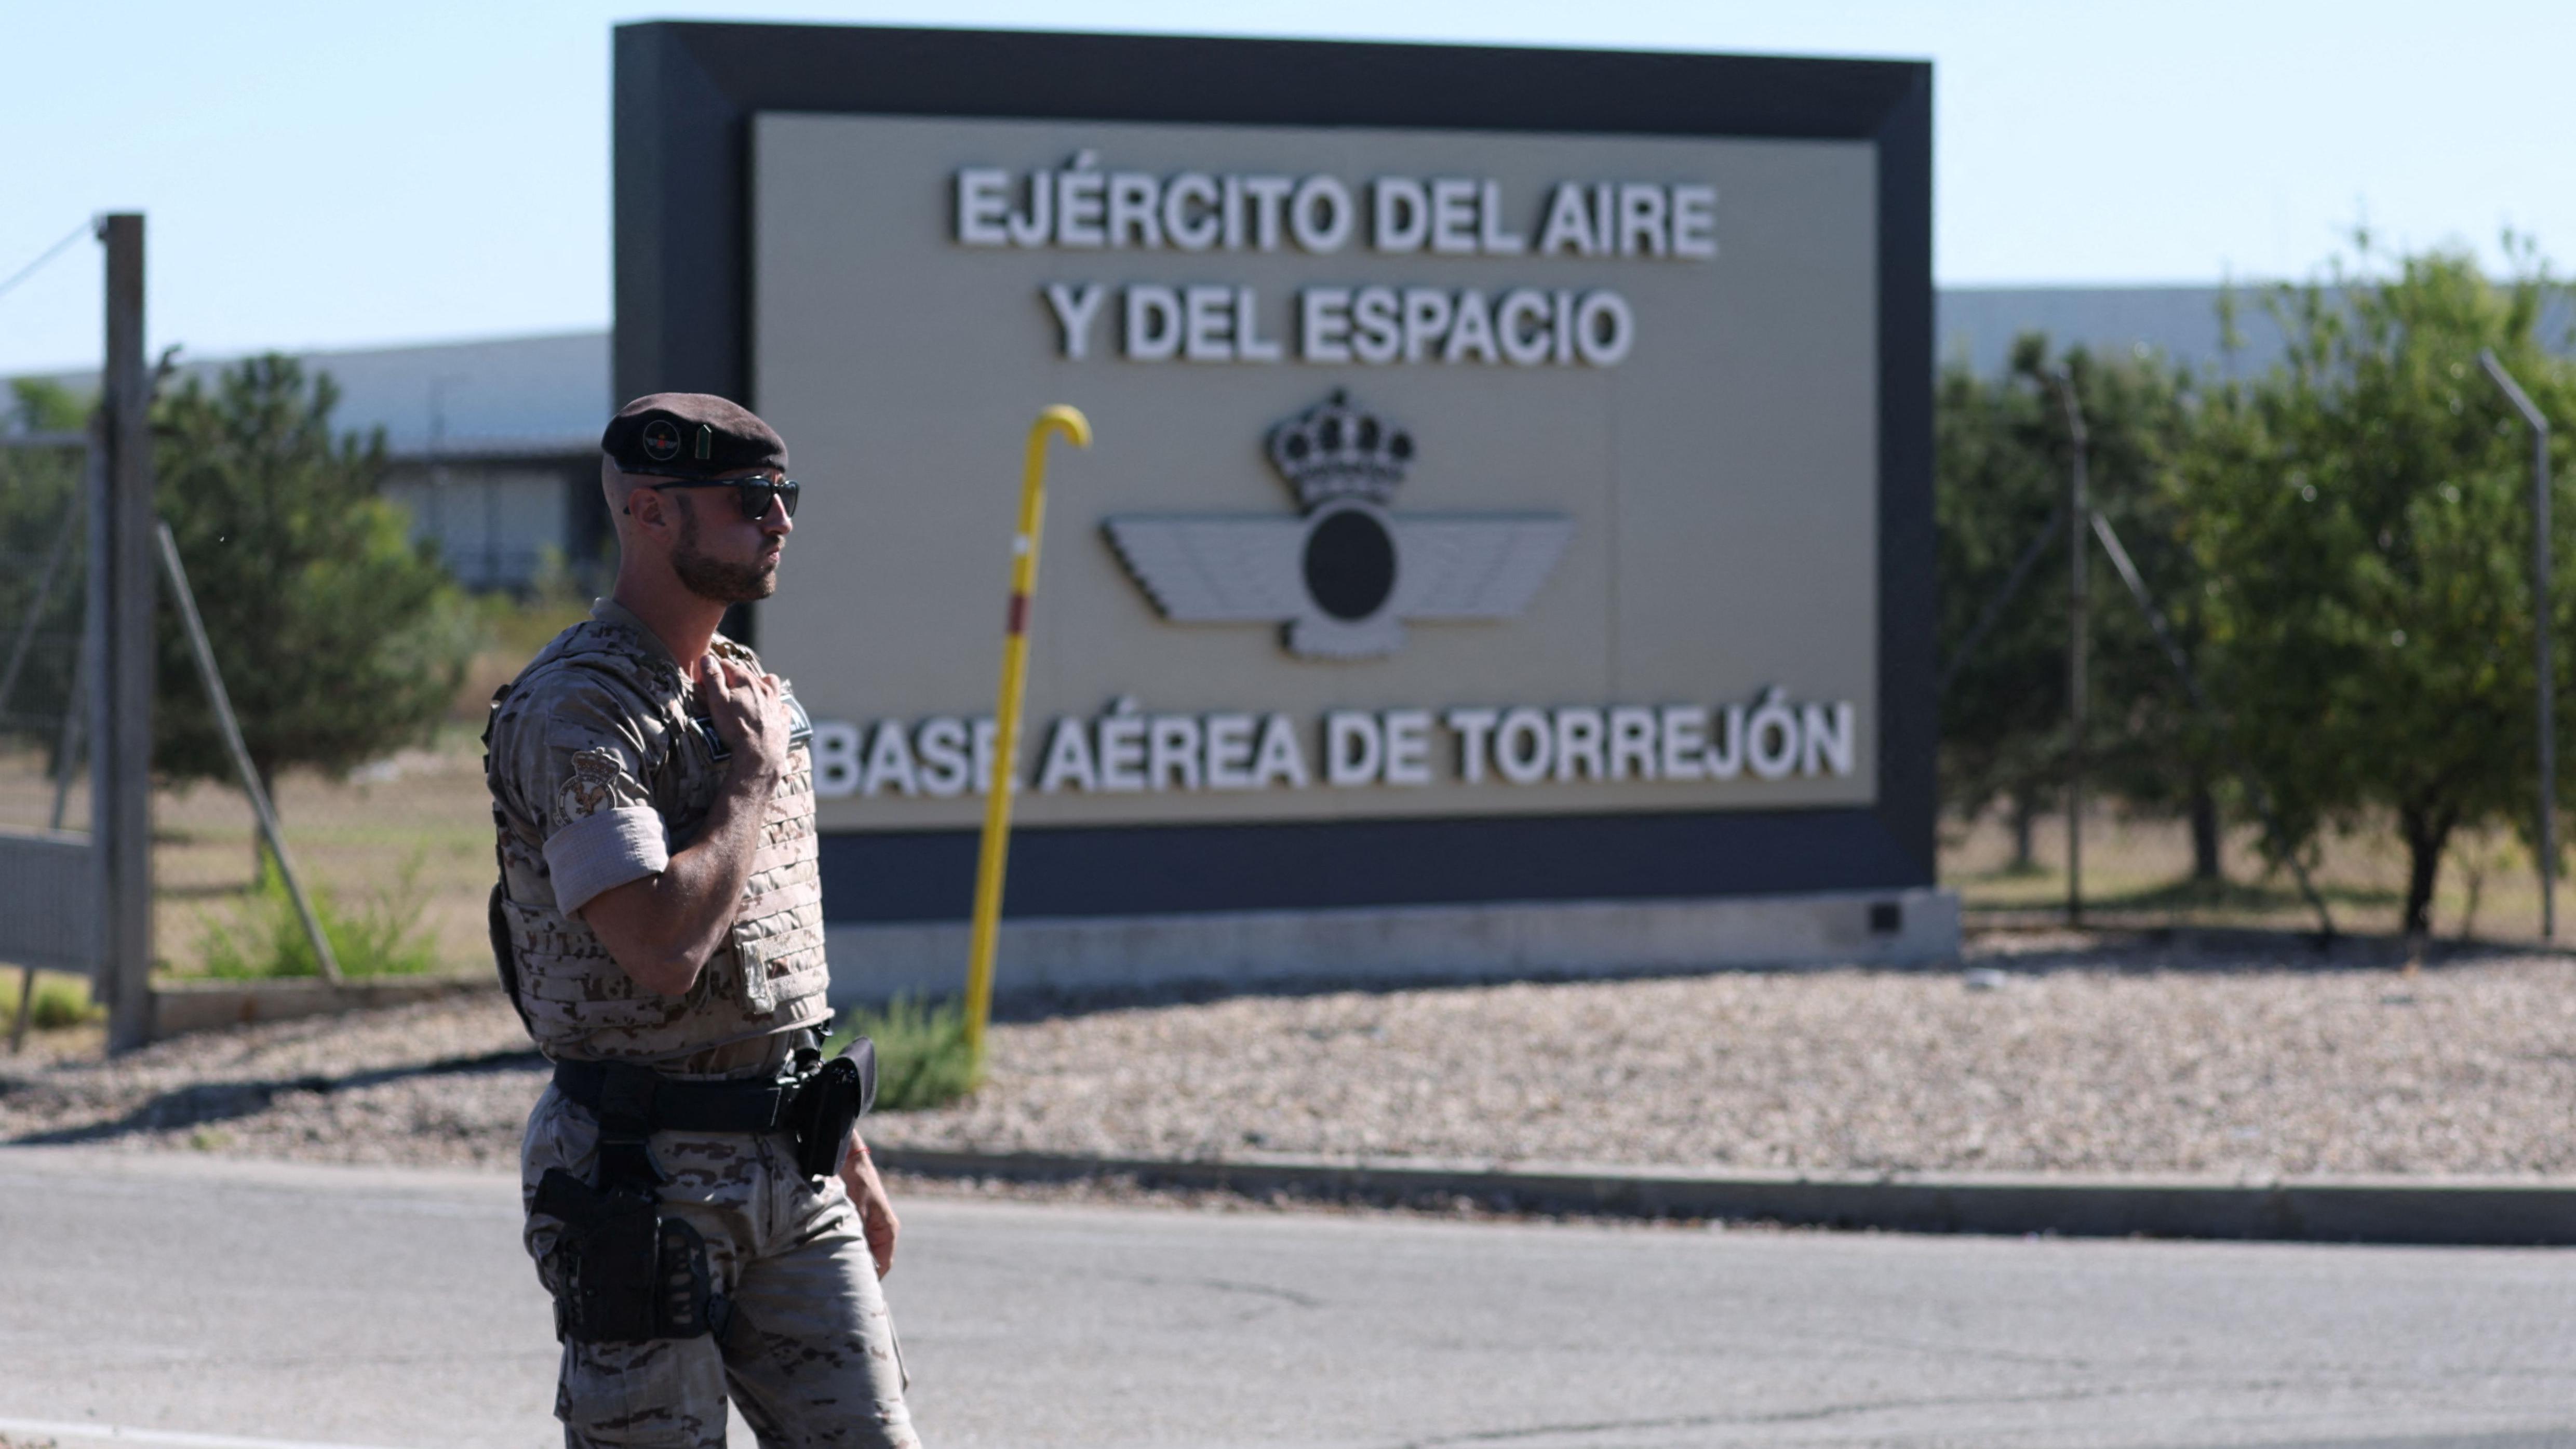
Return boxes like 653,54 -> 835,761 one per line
1,1147 -> 2571,1449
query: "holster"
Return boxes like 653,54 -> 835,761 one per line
790,1037 -> 877,1181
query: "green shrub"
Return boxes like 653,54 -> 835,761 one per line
2,970 -> 100,1031
824,996 -> 984,1111
193,850 -> 441,979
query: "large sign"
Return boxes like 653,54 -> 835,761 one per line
615,24 -> 1933,925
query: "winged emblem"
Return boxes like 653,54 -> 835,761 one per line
1102,392 -> 1573,659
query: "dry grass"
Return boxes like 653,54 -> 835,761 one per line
0,731 -> 497,982
1945,803 -> 2555,942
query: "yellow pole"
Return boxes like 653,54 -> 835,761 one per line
964,405 -> 1091,1059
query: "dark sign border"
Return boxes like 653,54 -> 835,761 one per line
614,21 -> 1934,922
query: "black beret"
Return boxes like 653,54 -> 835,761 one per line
602,393 -> 788,478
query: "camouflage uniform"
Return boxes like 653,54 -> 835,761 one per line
488,598 -> 918,1448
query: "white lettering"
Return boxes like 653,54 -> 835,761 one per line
1536,181 -> 1595,257
1706,704 -> 1745,781
1671,183 -> 1718,259
1149,714 -> 1203,789
973,717 -> 998,795
1616,182 -> 1668,257
1477,180 -> 1526,254
1372,176 -> 1428,252
914,716 -> 971,797
861,719 -> 919,797
1236,286 -> 1283,363
1445,707 -> 1498,784
1429,177 -> 1478,254
1574,290 -> 1634,366
1801,702 -> 1855,776
1325,710 -> 1383,786
1289,176 -> 1353,252
1400,287 -> 1452,364
1243,175 -> 1293,251
1183,285 -> 1233,363
1004,171 -> 1051,248
810,721 -> 862,799
1042,283 -> 1106,361
1747,689 -> 1798,781
1055,160 -> 1106,248
1106,171 -> 1161,248
1096,702 -> 1147,791
1495,707 -> 1552,784
1252,712 -> 1310,788
1125,285 -> 1182,361
1204,712 -> 1257,789
1442,289 -> 1498,364
955,168 -> 1010,246
1658,705 -> 1708,782
1552,706 -> 1606,782
1037,715 -> 1097,793
1300,287 -> 1353,364
1351,285 -> 1401,365
1220,173 -> 1247,250
1497,288 -> 1551,367
1382,708 -> 1433,786
1607,705 -> 1658,781
1163,172 -> 1220,251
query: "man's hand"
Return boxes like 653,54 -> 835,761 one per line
839,1131 -> 900,1278
576,656 -> 795,996
701,655 -> 791,789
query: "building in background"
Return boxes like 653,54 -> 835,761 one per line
12,330 -> 609,594
7,285 -> 2444,595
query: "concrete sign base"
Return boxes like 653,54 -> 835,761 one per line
825,886 -> 1960,1006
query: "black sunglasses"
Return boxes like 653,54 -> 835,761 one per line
639,475 -> 801,520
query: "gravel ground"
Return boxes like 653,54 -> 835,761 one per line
7,933 -> 2576,1180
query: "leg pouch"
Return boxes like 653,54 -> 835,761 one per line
538,1168 -> 725,1343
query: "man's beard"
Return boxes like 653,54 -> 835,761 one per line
670,496 -> 779,603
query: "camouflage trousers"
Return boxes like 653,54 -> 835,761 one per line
522,1083 -> 921,1448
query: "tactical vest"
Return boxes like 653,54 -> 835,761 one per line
485,619 -> 831,1071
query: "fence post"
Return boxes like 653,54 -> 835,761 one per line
96,213 -> 156,1052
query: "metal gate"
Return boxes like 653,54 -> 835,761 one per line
0,428 -> 98,980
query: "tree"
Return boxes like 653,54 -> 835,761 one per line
152,356 -> 475,797
0,380 -> 93,756
1938,336 -> 2223,877
2180,244 -> 2576,934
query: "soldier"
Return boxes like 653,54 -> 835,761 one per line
485,393 -> 920,1447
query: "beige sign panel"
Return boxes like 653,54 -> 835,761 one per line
753,112 -> 1877,833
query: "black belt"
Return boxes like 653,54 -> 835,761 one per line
552,1058 -> 799,1134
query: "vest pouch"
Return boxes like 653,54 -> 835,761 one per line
729,918 -> 781,1015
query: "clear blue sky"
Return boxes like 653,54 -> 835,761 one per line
4,1 -> 2569,374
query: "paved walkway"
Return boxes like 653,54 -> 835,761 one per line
2,1146 -> 2571,1448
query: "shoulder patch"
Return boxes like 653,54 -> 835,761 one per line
555,747 -> 629,824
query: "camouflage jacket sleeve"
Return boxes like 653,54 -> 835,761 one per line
494,668 -> 671,916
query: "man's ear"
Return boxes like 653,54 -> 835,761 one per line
624,486 -> 669,531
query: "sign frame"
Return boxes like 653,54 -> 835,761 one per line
613,21 -> 1934,924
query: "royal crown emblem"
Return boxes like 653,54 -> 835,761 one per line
1104,392 -> 1573,659
1265,391 -> 1413,509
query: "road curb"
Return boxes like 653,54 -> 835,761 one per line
147,974 -> 490,1040
873,1147 -> 2576,1245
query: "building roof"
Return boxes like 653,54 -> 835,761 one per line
16,329 -> 607,460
